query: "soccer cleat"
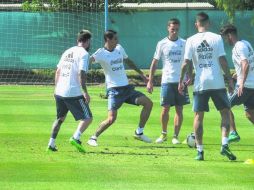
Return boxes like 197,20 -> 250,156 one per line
195,151 -> 204,161
228,131 -> 240,144
134,132 -> 152,143
87,136 -> 98,147
46,145 -> 58,152
220,144 -> 237,161
155,134 -> 167,143
172,137 -> 181,145
69,137 -> 85,153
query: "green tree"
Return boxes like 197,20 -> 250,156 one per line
215,0 -> 254,20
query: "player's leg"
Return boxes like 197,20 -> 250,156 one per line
47,95 -> 68,152
244,91 -> 254,124
155,105 -> 169,143
173,83 -> 190,144
212,90 -> 236,160
67,96 -> 93,152
228,87 -> 242,143
156,83 -> 173,143
172,105 -> 183,144
219,108 -> 236,160
193,93 -> 209,160
88,110 -> 117,146
88,87 -> 120,147
133,95 -> 153,143
228,110 -> 240,143
193,111 -> 204,160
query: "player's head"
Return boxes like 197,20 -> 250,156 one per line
220,24 -> 238,46
77,29 -> 92,51
195,12 -> 210,29
104,30 -> 118,49
167,18 -> 180,39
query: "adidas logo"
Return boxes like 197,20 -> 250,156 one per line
197,40 -> 213,52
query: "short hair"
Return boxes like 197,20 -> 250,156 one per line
77,30 -> 92,43
220,24 -> 237,36
168,18 -> 180,26
196,12 -> 209,25
104,30 -> 117,41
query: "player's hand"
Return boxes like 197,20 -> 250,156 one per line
237,83 -> 244,97
178,82 -> 185,95
184,77 -> 192,86
141,74 -> 149,84
147,80 -> 153,94
83,93 -> 90,104
228,79 -> 234,95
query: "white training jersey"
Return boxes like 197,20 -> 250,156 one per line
232,40 -> 254,89
92,44 -> 129,88
184,32 -> 226,92
55,46 -> 89,97
154,37 -> 185,83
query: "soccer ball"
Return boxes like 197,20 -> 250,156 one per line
187,132 -> 196,148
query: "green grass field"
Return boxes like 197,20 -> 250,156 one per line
0,85 -> 254,190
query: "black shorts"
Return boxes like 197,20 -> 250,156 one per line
55,95 -> 92,121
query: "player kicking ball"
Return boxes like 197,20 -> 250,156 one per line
87,30 -> 153,147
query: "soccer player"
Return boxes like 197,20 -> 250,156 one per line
47,30 -> 93,153
147,18 -> 190,144
87,29 -> 153,146
178,12 -> 236,161
220,24 -> 254,143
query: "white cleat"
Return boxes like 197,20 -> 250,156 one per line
134,132 -> 152,143
87,136 -> 98,147
155,134 -> 167,144
172,137 -> 181,145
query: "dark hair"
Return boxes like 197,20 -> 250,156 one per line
77,30 -> 92,43
220,24 -> 237,36
104,29 -> 117,41
196,12 -> 209,25
168,18 -> 180,26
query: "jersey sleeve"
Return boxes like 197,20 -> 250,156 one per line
153,41 -> 162,60
235,42 -> 249,61
91,48 -> 102,64
184,38 -> 192,60
79,52 -> 89,72
217,36 -> 226,57
117,44 -> 128,59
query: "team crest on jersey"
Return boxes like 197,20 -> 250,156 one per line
197,40 -> 213,52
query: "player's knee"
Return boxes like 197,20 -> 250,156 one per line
57,117 -> 65,124
144,98 -> 153,110
108,116 -> 116,125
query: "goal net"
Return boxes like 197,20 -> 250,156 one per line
0,0 -> 104,84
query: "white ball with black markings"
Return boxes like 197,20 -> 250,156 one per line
187,132 -> 196,148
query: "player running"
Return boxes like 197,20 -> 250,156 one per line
220,24 -> 254,143
47,30 -> 93,153
147,18 -> 190,144
87,29 -> 153,147
178,12 -> 236,161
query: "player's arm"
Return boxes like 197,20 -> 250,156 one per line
89,56 -> 95,64
55,67 -> 61,86
147,58 -> 158,94
124,58 -> 148,83
219,56 -> 234,94
79,70 -> 90,104
178,59 -> 191,94
238,59 -> 249,96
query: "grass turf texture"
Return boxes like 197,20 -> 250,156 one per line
0,85 -> 254,190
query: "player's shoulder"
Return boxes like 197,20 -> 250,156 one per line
93,47 -> 104,56
116,44 -> 124,50
178,37 -> 186,43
